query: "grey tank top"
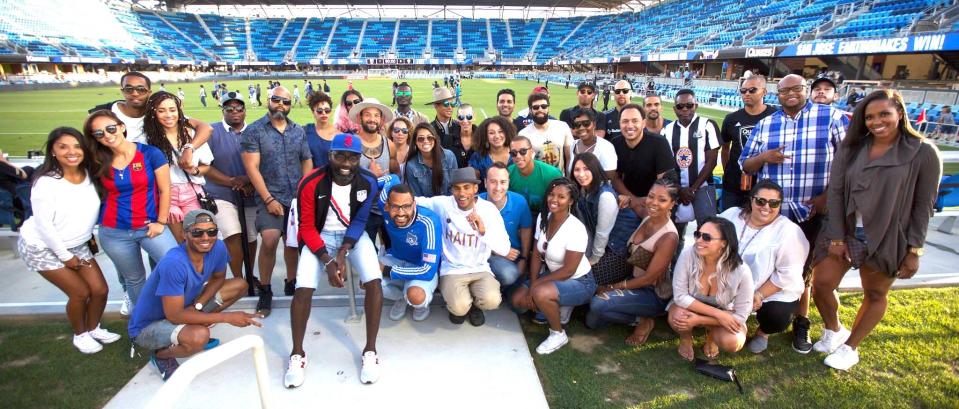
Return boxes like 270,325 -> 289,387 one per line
360,134 -> 391,173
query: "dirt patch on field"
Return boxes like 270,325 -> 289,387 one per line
569,333 -> 603,353
0,355 -> 41,369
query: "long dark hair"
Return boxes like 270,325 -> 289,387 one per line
84,109 -> 127,181
537,177 -> 583,234
32,127 -> 93,186
738,179 -> 783,220
844,89 -> 922,163
570,152 -> 607,194
699,216 -> 743,273
407,122 -> 446,195
475,116 -> 515,156
144,91 -> 194,164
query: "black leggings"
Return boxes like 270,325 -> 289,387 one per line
757,300 -> 799,334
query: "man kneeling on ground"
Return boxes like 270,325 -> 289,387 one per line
376,176 -> 443,322
128,209 -> 261,381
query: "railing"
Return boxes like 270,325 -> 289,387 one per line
145,335 -> 272,409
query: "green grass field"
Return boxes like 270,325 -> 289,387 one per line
1,78 -> 954,175
1,288 -> 956,408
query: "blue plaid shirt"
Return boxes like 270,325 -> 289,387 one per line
739,101 -> 849,223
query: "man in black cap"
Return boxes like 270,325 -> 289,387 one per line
811,76 -> 840,106
560,83 -> 606,138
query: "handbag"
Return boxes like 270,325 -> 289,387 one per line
675,203 -> 695,224
625,243 -> 673,299
87,236 -> 100,255
694,358 -> 744,394
187,179 -> 218,215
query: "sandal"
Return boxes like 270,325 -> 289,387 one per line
626,318 -> 655,346
678,337 -> 695,361
704,331 -> 719,359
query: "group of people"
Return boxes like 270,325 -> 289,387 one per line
16,70 -> 941,387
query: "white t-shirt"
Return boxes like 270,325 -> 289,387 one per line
719,207 -> 809,303
416,196 -> 511,276
662,115 -> 720,188
520,119 -> 574,173
112,102 -> 146,144
19,174 -> 100,261
169,140 -> 214,185
568,136 -> 618,175
534,213 -> 591,279
322,182 -> 352,233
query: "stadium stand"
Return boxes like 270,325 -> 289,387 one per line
0,0 -> 956,64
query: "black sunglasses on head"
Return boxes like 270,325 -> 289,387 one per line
270,96 -> 292,106
92,124 -> 120,139
189,228 -> 219,238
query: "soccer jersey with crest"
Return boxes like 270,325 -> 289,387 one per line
98,143 -> 167,230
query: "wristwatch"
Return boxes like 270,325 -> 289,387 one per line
909,247 -> 924,257
194,302 -> 204,311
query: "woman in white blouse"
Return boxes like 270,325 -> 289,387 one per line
17,127 -> 121,354
143,91 -> 213,243
720,179 -> 809,353
669,217 -> 753,361
511,177 -> 598,355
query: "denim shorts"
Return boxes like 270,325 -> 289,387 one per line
134,319 -> 185,350
522,271 -> 598,307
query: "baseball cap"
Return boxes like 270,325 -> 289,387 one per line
221,91 -> 244,105
811,76 -> 837,90
532,86 -> 550,96
330,133 -> 362,155
577,82 -> 596,93
183,209 -> 216,230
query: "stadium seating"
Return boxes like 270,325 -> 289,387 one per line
0,0 -> 954,63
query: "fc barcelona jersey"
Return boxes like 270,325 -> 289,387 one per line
98,143 -> 168,230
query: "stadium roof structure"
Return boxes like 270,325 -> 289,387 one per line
177,0 -> 647,9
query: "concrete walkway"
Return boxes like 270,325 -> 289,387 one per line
103,306 -> 548,409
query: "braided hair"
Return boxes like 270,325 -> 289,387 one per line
143,91 -> 194,165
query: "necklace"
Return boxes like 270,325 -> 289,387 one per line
739,218 -> 771,254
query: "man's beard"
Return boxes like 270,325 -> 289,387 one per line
362,121 -> 380,134
532,113 -> 549,125
647,111 -> 660,120
268,107 -> 288,120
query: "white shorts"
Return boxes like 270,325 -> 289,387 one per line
213,199 -> 257,242
295,232 -> 382,289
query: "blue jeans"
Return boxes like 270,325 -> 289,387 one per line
516,271 -> 597,313
488,254 -> 521,287
586,286 -> 670,329
98,226 -> 177,308
608,207 -> 641,255
379,255 -> 439,307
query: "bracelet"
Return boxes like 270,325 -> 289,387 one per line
192,167 -> 201,176
755,291 -> 765,301
265,197 -> 276,205
323,258 -> 335,267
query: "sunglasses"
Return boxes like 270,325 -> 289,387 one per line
693,231 -> 720,243
572,119 -> 592,129
579,89 -> 595,95
92,124 -> 120,139
345,98 -> 363,107
778,85 -> 805,95
270,96 -> 292,106
395,91 -> 412,97
531,103 -> 549,111
675,103 -> 695,110
223,106 -> 245,113
614,89 -> 631,95
752,197 -> 783,208
121,86 -> 150,95
332,152 -> 361,163
392,127 -> 409,135
739,87 -> 760,95
458,114 -> 473,121
314,107 -> 332,114
416,136 -> 436,143
189,228 -> 219,238
436,101 -> 454,108
508,148 -> 531,157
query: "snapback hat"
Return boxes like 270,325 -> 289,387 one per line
183,209 -> 216,230
330,133 -> 363,155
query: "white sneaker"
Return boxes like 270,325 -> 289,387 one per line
813,326 -> 850,354
559,306 -> 573,325
412,305 -> 431,322
284,354 -> 307,388
359,351 -> 380,384
389,299 -> 407,321
89,325 -> 121,344
535,329 -> 569,355
120,292 -> 132,316
824,344 -> 859,371
73,332 -> 103,354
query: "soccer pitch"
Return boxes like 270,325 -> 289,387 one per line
0,78 -> 732,156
